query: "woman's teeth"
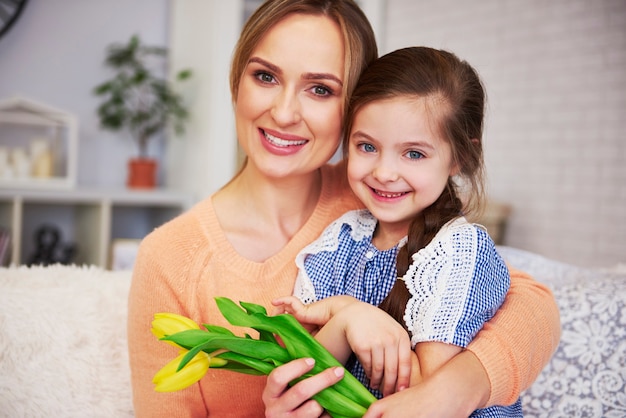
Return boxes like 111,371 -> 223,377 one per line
264,132 -> 307,147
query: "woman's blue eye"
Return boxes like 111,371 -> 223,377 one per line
407,150 -> 424,159
313,85 -> 332,96
255,71 -> 275,83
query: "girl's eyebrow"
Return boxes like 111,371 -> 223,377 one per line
249,56 -> 343,87
401,140 -> 435,151
352,130 -> 436,150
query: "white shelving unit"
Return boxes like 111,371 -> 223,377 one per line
0,188 -> 191,268
0,96 -> 78,190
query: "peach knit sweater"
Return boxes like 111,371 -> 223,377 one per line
128,163 -> 560,417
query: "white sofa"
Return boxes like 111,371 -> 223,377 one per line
0,265 -> 134,417
1,247 -> 625,417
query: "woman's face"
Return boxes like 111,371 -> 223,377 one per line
235,13 -> 345,179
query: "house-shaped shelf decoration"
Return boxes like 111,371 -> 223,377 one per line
0,96 -> 78,189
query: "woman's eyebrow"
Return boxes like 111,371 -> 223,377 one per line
249,57 -> 281,74
303,72 -> 343,87
249,56 -> 342,87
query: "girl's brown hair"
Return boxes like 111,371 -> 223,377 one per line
343,47 -> 487,327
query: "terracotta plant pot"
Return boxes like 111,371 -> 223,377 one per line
127,158 -> 157,189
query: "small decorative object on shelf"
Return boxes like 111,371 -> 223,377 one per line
27,224 -> 77,266
93,35 -> 192,189
0,96 -> 78,189
110,238 -> 141,271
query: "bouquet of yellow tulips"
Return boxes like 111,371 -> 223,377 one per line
152,297 -> 376,418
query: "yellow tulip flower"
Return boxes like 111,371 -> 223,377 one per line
151,312 -> 200,348
151,299 -> 377,417
153,350 -> 226,392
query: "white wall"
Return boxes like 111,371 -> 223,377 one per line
0,0 -> 169,187
166,1 -> 242,201
384,0 -> 626,268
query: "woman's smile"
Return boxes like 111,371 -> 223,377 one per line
260,128 -> 309,156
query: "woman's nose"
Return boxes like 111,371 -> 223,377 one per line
270,89 -> 302,126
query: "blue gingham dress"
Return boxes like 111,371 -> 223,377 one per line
293,209 -> 522,417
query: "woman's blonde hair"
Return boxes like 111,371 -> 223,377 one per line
229,0 -> 378,116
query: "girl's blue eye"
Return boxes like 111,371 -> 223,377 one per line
406,150 -> 424,160
358,143 -> 376,153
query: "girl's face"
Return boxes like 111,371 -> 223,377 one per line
234,13 -> 345,179
347,96 -> 458,240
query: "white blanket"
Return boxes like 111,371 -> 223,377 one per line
0,265 -> 134,418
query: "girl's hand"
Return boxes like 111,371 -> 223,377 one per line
272,295 -> 359,325
263,357 -> 344,418
272,296 -> 412,395
329,302 -> 413,396
272,296 -> 331,326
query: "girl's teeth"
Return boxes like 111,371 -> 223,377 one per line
264,132 -> 307,147
375,190 -> 405,198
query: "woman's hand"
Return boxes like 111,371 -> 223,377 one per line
263,358 -> 345,418
363,350 -> 489,417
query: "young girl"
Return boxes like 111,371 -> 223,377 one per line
274,46 -> 522,416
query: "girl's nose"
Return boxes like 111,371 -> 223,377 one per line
372,159 -> 399,183
270,89 -> 302,126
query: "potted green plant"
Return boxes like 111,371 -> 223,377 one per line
93,34 -> 191,189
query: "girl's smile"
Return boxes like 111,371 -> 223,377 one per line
369,188 -> 410,201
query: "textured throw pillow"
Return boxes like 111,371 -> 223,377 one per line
498,246 -> 626,418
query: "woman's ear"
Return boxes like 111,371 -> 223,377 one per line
449,163 -> 461,177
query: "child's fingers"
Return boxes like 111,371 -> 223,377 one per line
271,296 -> 303,315
395,343 -> 413,393
271,295 -> 299,307
360,345 -> 384,391
380,347 -> 400,396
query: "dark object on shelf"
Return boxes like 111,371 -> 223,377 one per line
28,224 -> 77,266
0,227 -> 10,266
0,0 -> 29,40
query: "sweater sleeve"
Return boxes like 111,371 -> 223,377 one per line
127,224 -> 207,418
466,267 -> 561,406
